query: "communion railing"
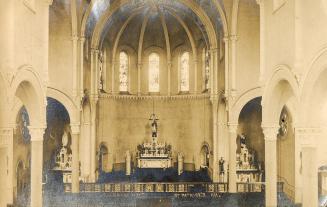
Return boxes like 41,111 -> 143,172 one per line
64,182 -> 228,193
64,182 -> 284,194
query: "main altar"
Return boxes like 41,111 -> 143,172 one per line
136,114 -> 173,169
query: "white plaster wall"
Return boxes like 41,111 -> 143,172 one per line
236,0 -> 260,93
97,98 -> 212,168
264,0 -> 295,78
14,1 -> 46,78
49,0 -> 74,96
300,0 -> 327,78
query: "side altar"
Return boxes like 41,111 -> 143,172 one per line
136,114 -> 173,169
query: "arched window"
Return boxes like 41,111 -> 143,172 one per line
119,51 -> 129,92
202,48 -> 210,90
148,53 -> 160,92
180,52 -> 190,92
99,144 -> 109,172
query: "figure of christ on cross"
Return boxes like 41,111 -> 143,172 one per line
149,113 -> 159,138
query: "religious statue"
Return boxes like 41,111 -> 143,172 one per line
149,113 -> 159,138
219,157 -> 225,182
240,134 -> 246,148
219,157 -> 225,174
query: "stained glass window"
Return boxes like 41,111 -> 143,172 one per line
204,49 -> 210,90
119,51 -> 128,92
180,52 -> 190,92
18,106 -> 31,143
148,53 -> 160,92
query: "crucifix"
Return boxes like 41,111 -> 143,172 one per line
149,113 -> 159,138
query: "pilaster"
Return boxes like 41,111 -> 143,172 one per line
0,127 -> 14,205
297,127 -> 319,207
71,123 -> 80,193
28,126 -> 45,207
228,122 -> 238,193
262,125 -> 279,207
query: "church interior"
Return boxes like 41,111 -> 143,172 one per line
0,0 -> 327,206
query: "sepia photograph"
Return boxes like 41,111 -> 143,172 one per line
0,0 -> 326,206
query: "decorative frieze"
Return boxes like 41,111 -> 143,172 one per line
28,126 -> 46,142
70,123 -> 80,135
262,125 -> 279,141
99,93 -> 210,101
227,123 -> 238,134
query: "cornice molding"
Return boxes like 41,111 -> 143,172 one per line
296,127 -> 321,148
99,93 -> 210,100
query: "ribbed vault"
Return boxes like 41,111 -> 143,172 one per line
79,0 -> 227,51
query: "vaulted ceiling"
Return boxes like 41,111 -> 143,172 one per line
78,0 -> 226,51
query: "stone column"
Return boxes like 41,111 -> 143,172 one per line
263,126 -> 279,207
28,127 -> 45,207
298,128 -> 319,207
90,49 -> 99,96
211,98 -> 219,182
194,59 -> 198,93
72,36 -> 79,97
126,150 -> 131,176
0,128 -> 14,205
167,61 -> 171,96
228,123 -> 238,192
71,124 -> 80,193
210,48 -> 218,94
80,37 -> 85,96
256,0 -> 265,83
223,37 -> 230,95
230,36 -> 237,93
90,99 -> 97,182
137,63 -> 142,96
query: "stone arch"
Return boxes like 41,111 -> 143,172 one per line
262,65 -> 300,125
300,46 -> 327,126
89,0 -> 218,50
10,65 -> 46,126
46,87 -> 79,124
80,0 -> 228,43
199,141 -> 211,168
230,87 -> 262,123
98,142 -> 109,172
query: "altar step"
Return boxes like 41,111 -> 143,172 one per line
43,192 -> 266,207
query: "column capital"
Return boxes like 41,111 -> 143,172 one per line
44,0 -> 53,6
70,123 -> 80,135
80,36 -> 86,42
256,0 -> 264,5
227,122 -> 238,133
230,35 -> 238,42
91,48 -> 100,54
72,36 -> 79,41
28,126 -> 46,142
262,125 -> 279,141
210,48 -> 219,53
223,36 -> 229,43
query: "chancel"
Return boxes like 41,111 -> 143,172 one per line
136,113 -> 173,169
0,0 -> 327,207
